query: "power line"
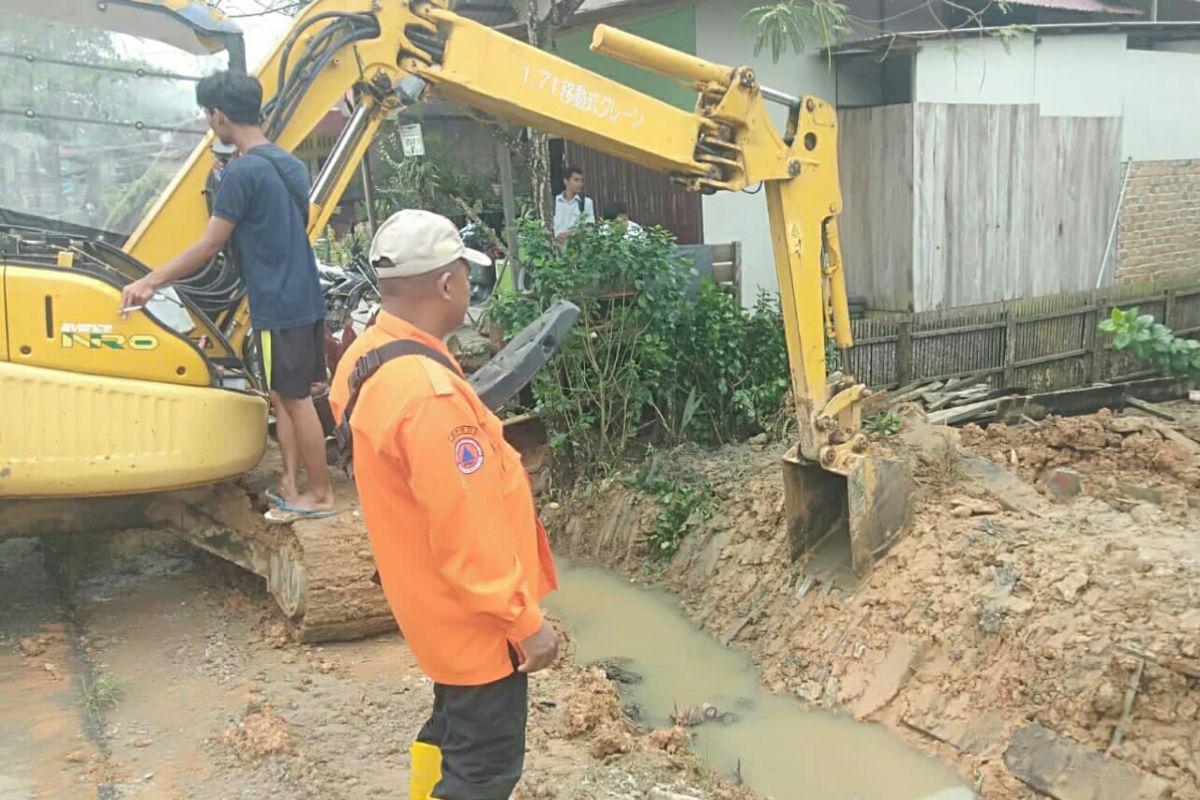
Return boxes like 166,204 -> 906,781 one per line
227,1 -> 309,18
0,107 -> 205,135
0,50 -> 202,82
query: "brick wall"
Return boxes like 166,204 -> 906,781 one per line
1116,159 -> 1200,284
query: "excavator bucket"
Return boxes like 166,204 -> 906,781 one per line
782,447 -> 915,586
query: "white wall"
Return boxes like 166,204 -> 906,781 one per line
1120,47 -> 1200,160
693,0 -> 836,306
914,33 -> 1200,161
915,36 -> 1038,105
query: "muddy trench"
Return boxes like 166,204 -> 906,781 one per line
0,527 -> 753,800
548,561 -> 972,800
546,405 -> 1200,800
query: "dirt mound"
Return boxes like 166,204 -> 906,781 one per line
220,704 -> 293,760
549,407 -> 1200,799
961,409 -> 1200,507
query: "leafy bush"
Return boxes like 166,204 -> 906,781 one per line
489,220 -> 789,478
1099,307 -> 1200,382
490,219 -> 685,478
374,125 -> 503,220
864,410 -> 902,436
628,453 -> 716,565
663,285 -> 789,444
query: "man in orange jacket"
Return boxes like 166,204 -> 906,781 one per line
329,209 -> 559,800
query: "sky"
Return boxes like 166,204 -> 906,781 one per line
103,1 -> 295,74
222,1 -> 295,70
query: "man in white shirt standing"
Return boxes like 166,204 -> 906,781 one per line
553,165 -> 595,241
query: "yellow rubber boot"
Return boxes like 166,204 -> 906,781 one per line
410,741 -> 443,800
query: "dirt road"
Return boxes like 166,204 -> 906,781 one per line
0,531 -> 739,800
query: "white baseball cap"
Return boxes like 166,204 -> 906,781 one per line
369,209 -> 491,279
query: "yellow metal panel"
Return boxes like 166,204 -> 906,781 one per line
762,98 -> 845,461
5,266 -> 210,387
421,12 -> 709,179
0,264 -> 7,362
0,362 -> 268,497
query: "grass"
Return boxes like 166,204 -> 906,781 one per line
82,673 -> 126,715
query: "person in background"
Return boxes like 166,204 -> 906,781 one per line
120,71 -> 333,523
329,209 -> 559,800
552,165 -> 595,241
602,199 -> 644,239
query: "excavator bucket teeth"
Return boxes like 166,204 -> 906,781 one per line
782,448 -> 914,586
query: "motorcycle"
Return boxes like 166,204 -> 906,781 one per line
319,252 -> 379,334
312,223 -> 505,453
459,222 -> 502,306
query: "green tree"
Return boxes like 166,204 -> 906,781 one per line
746,0 -> 1033,63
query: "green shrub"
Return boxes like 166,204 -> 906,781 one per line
628,453 -> 716,565
1099,307 -> 1200,383
490,220 -> 789,478
864,410 -> 902,436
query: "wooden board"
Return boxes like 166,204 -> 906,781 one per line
1003,724 -> 1169,800
909,105 -> 1120,313
838,104 -> 915,312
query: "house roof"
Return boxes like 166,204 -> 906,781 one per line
1003,0 -> 1140,13
824,20 -> 1200,55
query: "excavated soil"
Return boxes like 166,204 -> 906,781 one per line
0,529 -> 750,800
548,404 -> 1200,799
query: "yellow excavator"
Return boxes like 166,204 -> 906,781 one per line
0,0 -> 912,639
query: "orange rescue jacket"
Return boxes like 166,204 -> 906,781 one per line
330,311 -> 557,686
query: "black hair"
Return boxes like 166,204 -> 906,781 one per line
603,200 -> 628,220
564,165 -> 584,181
196,71 -> 263,126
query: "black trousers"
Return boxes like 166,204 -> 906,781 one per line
417,659 -> 528,800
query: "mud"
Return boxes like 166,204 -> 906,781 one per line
547,563 -> 971,800
0,531 -> 748,800
548,404 -> 1200,799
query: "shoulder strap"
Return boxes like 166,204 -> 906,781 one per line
334,339 -> 460,463
244,148 -> 310,226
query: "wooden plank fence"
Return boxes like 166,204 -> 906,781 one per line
845,277 -> 1200,391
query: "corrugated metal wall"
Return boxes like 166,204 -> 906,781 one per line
564,141 -> 703,244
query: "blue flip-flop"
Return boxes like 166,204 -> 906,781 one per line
265,488 -> 286,507
264,502 -> 336,524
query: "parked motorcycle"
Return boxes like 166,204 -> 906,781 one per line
459,222 -> 501,306
319,253 -> 379,334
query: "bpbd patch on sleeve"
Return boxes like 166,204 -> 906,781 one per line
450,425 -> 484,475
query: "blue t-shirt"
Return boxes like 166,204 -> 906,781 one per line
212,144 -> 325,331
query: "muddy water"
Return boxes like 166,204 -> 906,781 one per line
545,564 -> 973,800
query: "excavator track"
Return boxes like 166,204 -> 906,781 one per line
147,478 -> 395,643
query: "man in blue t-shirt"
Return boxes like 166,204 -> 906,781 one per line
121,71 -> 333,522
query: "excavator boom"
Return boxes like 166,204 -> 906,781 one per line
1,0 -> 912,587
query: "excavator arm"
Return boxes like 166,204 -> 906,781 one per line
127,0 -> 844,454
5,0 -> 912,577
